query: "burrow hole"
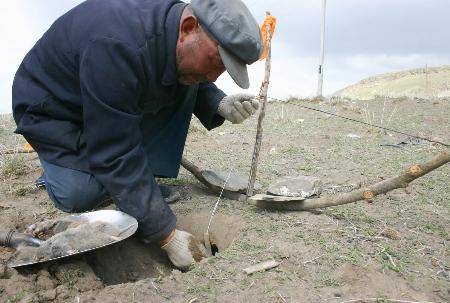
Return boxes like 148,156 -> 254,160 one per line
85,211 -> 242,285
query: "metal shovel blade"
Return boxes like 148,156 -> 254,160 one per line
180,156 -> 261,201
7,210 -> 138,268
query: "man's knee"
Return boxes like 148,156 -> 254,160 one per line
46,178 -> 107,212
40,160 -> 108,213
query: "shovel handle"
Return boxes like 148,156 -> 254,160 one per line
0,230 -> 43,248
181,157 -> 218,190
180,157 -> 205,181
181,157 -> 246,201
181,157 -> 224,192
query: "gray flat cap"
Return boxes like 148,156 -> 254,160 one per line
190,0 -> 263,89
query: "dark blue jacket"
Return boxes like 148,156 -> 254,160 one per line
12,0 -> 226,242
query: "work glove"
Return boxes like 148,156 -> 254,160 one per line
217,93 -> 259,124
160,229 -> 208,271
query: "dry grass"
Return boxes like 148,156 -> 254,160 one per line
334,65 -> 450,100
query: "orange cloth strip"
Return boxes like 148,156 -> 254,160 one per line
24,142 -> 34,152
259,14 -> 277,60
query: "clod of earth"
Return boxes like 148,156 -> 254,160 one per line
267,175 -> 323,197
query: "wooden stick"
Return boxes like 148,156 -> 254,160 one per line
243,259 -> 280,275
181,157 -> 214,190
247,12 -> 273,197
249,151 -> 450,210
0,149 -> 36,156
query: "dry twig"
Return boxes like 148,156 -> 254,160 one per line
303,254 -> 325,265
0,149 -> 35,156
277,292 -> 288,303
243,260 -> 280,275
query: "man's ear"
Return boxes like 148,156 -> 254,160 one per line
179,16 -> 199,42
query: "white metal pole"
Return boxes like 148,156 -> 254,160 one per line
317,0 -> 327,97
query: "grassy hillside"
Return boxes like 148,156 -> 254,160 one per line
333,65 -> 450,100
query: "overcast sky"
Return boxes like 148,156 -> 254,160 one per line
1,0 -> 449,113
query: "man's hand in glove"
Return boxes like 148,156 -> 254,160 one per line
217,93 -> 259,124
160,229 -> 208,271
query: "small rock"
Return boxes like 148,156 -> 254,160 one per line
431,258 -> 440,267
381,227 -> 402,240
56,285 -> 71,300
437,270 -> 449,278
21,294 -> 39,303
334,292 -> 342,297
40,289 -> 57,301
36,270 -> 57,290
347,133 -> 362,138
171,269 -> 183,281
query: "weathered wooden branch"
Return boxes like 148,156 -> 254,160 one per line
249,151 -> 450,210
247,12 -> 273,197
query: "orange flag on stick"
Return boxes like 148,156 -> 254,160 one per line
259,12 -> 277,60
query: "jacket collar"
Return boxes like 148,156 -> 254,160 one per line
162,2 -> 187,86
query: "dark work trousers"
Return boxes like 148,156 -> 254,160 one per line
39,158 -> 110,212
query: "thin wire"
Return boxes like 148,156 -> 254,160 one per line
206,168 -> 233,234
266,96 -> 450,147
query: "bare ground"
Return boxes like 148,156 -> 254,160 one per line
0,96 -> 449,303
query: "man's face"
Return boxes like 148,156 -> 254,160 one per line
176,28 -> 226,85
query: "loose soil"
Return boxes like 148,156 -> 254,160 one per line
0,97 -> 449,302
10,220 -> 120,267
